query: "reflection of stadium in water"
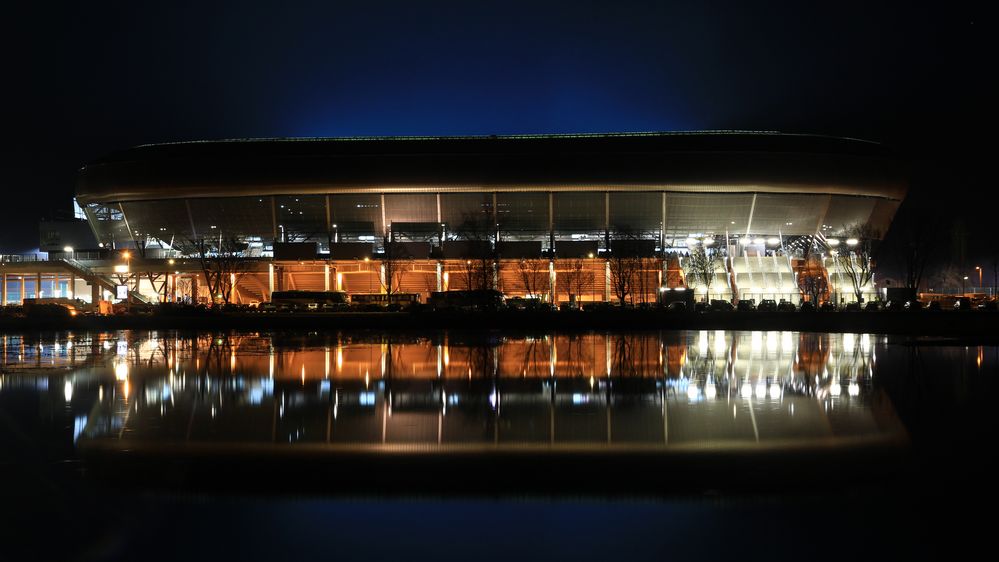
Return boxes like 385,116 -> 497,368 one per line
0,331 -> 897,449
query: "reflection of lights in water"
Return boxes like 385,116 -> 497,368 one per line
705,382 -> 717,399
740,383 -> 752,398
714,330 -> 727,354
755,382 -> 766,398
751,331 -> 763,352
117,341 -> 127,356
860,333 -> 870,353
687,383 -> 699,400
114,361 -> 129,381
843,333 -> 855,353
490,390 -> 499,408
698,331 -> 708,355
766,331 -> 778,353
769,383 -> 781,398
781,332 -> 793,351
73,416 -> 87,443
848,383 -> 860,397
64,380 -> 73,402
122,379 -> 130,400
98,385 -> 103,401
589,376 -> 595,389
103,341 -> 112,351
571,393 -> 589,405
831,383 -> 842,396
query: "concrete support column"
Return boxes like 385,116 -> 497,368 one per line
549,260 -> 556,303
91,280 -> 100,304
604,261 -> 611,302
36,273 -> 42,298
268,263 -> 275,298
324,263 -> 331,291
20,276 -> 26,304
69,274 -> 76,299
436,261 -> 442,292
191,275 -> 200,305
1,273 -> 6,305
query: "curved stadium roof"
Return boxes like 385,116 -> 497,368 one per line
76,131 -> 907,205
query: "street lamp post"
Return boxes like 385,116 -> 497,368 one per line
975,266 -> 982,289
962,276 -> 968,297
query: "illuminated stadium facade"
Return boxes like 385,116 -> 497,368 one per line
65,131 -> 906,305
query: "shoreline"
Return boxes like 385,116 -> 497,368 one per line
3,309 -> 998,338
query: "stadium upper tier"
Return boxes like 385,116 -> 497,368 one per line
75,131 -> 906,249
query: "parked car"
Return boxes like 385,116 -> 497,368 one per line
862,301 -> 881,312
776,300 -> 796,312
710,299 -> 734,312
819,301 -> 836,312
667,301 -> 688,312
799,301 -> 816,312
757,299 -> 777,312
978,300 -> 998,312
737,300 -> 756,311
926,301 -> 942,311
694,302 -> 709,313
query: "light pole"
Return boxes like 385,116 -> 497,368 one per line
975,266 -> 982,289
962,276 -> 968,296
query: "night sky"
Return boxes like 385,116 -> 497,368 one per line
1,1 -> 988,261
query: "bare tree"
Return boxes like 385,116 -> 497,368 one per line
608,253 -> 642,305
885,206 -> 942,291
683,246 -> 717,301
557,258 -> 590,303
380,238 -> 410,295
184,236 -> 252,306
453,213 -> 499,291
797,256 -> 829,304
838,222 -> 881,303
515,258 -> 549,299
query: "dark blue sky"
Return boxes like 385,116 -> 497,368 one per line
0,0 -> 987,252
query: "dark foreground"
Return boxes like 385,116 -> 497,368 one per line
5,307 -> 999,337
1,329 -> 996,561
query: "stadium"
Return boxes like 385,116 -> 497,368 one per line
7,132 -> 908,306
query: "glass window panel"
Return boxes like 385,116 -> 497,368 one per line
664,193 -> 754,237
750,193 -> 824,236
121,200 -> 193,245
554,192 -> 604,234
190,197 -> 274,240
384,193 -> 437,224
440,193 -> 493,229
609,192 -> 661,235
276,195 -> 327,242
330,194 -> 382,238
84,203 -> 130,247
496,192 -> 549,233
821,195 -> 877,236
